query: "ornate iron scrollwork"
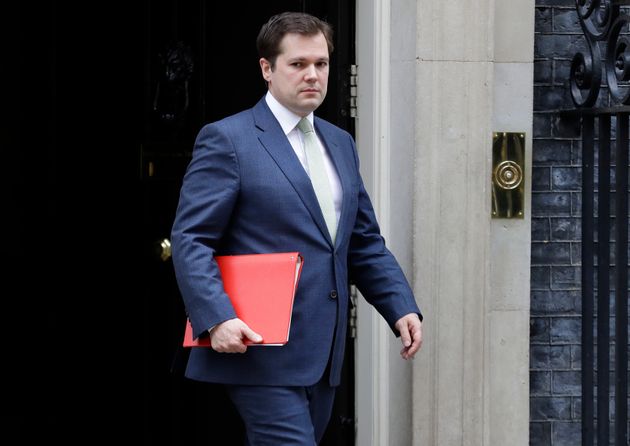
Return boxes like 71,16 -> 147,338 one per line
577,0 -> 616,40
605,14 -> 630,103
569,0 -> 630,107
570,41 -> 602,107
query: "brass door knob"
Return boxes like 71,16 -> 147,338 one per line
155,238 -> 172,261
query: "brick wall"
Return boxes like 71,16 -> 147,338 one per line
532,1 -> 586,445
533,2 -> 629,445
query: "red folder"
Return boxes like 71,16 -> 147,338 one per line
183,252 -> 303,347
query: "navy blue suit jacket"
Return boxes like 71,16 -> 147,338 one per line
171,97 -> 421,386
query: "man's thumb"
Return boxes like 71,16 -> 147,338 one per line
243,327 -> 263,343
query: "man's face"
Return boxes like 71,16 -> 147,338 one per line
260,32 -> 329,117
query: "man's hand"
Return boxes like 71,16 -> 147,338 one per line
208,318 -> 263,353
394,313 -> 423,360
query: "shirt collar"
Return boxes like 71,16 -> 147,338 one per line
265,91 -> 314,135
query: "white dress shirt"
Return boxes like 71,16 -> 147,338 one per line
265,92 -> 342,226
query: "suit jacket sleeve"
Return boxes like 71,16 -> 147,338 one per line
170,123 -> 240,339
346,135 -> 422,333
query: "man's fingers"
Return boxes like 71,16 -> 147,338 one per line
399,325 -> 412,348
243,327 -> 263,344
399,320 -> 423,360
210,319 -> 260,352
414,325 -> 423,350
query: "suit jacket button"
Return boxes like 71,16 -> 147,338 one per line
330,290 -> 338,299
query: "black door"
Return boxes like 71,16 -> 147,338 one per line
140,1 -> 356,445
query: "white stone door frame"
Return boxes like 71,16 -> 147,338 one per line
354,0 -> 395,445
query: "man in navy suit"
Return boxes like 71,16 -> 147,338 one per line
171,11 -> 423,445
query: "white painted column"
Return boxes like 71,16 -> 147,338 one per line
413,3 -> 494,445
487,0 -> 534,444
355,1 -> 394,445
355,1 -> 421,445
411,1 -> 533,445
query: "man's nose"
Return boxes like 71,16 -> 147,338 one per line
304,64 -> 317,80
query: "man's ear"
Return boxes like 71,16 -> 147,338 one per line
259,58 -> 272,82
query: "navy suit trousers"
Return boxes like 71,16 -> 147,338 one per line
226,376 -> 336,445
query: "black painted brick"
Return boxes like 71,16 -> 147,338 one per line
533,166 -> 552,190
551,422 -> 581,446
553,59 -> 571,86
570,192 -> 581,216
533,217 -> 551,241
534,34 -> 586,59
572,397 -> 581,419
532,192 -> 572,217
571,345 -> 581,369
551,267 -> 581,290
533,139 -> 572,165
553,8 -> 580,33
549,345 -> 572,369
550,217 -> 581,241
570,138 -> 581,165
531,370 -> 552,395
536,8 -> 553,33
531,317 -> 551,344
531,290 -> 578,315
551,166 -> 581,190
532,345 -> 552,369
530,421 -> 552,446
532,265 -> 551,289
570,242 -> 581,266
536,1 -> 574,6
552,370 -> 581,395
531,241 -> 572,264
534,113 -> 552,137
551,113 -> 581,138
550,317 -> 581,344
535,59 -> 553,84
531,396 -> 572,420
530,345 -> 573,371
534,86 -> 573,111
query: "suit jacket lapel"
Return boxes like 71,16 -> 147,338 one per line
253,99 -> 333,246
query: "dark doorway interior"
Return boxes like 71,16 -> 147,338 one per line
11,1 -> 354,444
140,1 -> 356,445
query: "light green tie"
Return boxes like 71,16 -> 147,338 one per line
297,117 -> 337,244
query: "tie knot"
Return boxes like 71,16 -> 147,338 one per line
297,117 -> 314,134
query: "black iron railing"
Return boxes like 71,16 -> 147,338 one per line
576,109 -> 629,446
569,2 -> 630,445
